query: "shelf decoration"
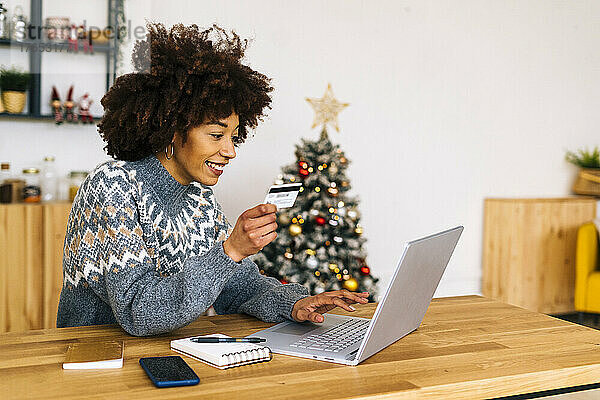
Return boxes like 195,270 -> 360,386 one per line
64,86 -> 77,123
68,24 -> 93,54
0,66 -> 31,114
46,17 -> 70,41
50,86 -> 63,124
11,6 -> 27,42
78,93 -> 93,124
0,3 -> 8,40
0,1 -> 125,121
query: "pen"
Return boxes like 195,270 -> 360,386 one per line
191,337 -> 266,343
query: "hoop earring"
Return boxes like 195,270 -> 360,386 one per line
165,142 -> 174,160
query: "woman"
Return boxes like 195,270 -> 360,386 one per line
57,23 -> 368,336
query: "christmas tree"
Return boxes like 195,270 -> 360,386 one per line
253,84 -> 378,300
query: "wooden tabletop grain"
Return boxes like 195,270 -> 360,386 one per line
2,295 -> 600,399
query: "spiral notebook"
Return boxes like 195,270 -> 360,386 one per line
170,334 -> 272,369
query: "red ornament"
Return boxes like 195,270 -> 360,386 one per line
360,266 -> 370,275
280,278 -> 289,284
298,161 -> 309,170
299,169 -> 309,176
315,216 -> 326,225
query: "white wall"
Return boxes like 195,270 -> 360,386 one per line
1,0 -> 599,298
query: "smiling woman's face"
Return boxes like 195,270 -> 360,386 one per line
158,113 -> 240,186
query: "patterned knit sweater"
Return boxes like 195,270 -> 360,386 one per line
56,155 -> 308,336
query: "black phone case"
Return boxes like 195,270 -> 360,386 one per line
139,356 -> 200,388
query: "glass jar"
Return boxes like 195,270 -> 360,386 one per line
0,162 -> 11,203
41,156 -> 58,202
22,168 -> 41,203
69,171 -> 88,202
11,5 -> 27,42
0,3 -> 8,40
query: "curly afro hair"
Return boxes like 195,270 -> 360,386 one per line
98,22 -> 274,161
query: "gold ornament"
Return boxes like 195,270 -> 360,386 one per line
347,207 -> 359,220
284,250 -> 293,259
305,83 -> 349,132
278,213 -> 291,225
340,156 -> 347,164
305,249 -> 316,256
315,187 -> 321,192
328,263 -> 337,270
343,277 -> 359,291
327,187 -> 339,197
354,225 -> 363,235
341,181 -> 349,187
329,163 -> 338,175
289,224 -> 302,236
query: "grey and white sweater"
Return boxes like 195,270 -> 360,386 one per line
56,155 -> 308,336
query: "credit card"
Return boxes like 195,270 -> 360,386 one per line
264,183 -> 302,209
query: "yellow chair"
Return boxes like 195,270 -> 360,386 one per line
574,222 -> 600,322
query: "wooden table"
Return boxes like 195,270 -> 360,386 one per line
2,296 -> 600,399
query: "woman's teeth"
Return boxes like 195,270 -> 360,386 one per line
206,161 -> 225,171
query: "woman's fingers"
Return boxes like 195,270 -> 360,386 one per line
307,312 -> 324,323
292,291 -> 370,323
330,297 -> 356,312
324,290 -> 369,305
244,212 -> 277,232
243,204 -> 277,219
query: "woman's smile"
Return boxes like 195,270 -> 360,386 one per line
205,160 -> 227,176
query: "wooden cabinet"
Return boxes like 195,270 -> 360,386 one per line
482,198 -> 597,314
0,202 -> 71,332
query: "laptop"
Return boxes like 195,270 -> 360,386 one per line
247,226 -> 463,365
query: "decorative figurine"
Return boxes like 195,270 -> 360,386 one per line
68,23 -> 78,52
78,93 -> 93,124
64,85 -> 77,123
50,86 -> 63,125
79,24 -> 93,53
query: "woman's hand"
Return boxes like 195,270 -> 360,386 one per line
291,290 -> 370,323
223,204 -> 278,262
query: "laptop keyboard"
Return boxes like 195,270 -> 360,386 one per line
289,318 -> 370,353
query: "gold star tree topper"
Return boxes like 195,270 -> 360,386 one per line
305,83 -> 349,132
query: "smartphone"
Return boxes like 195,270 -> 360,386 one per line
139,356 -> 200,388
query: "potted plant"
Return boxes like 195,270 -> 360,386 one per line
566,147 -> 600,196
0,66 -> 31,114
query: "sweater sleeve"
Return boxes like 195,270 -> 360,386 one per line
76,166 -> 244,336
211,199 -> 310,322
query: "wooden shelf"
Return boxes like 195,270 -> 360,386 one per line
0,0 -> 121,122
0,112 -> 102,121
0,112 -> 54,121
0,39 -> 114,53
